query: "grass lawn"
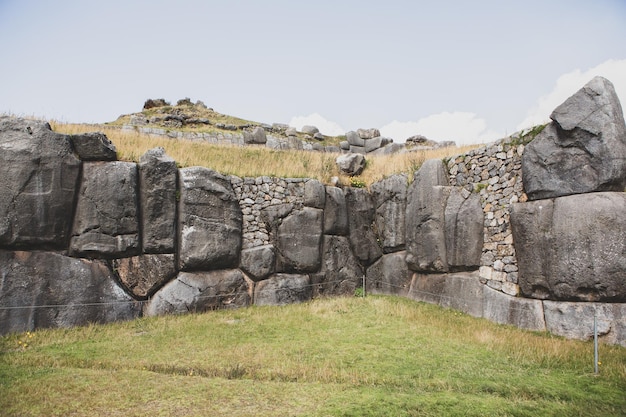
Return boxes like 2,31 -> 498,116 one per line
1,296 -> 625,416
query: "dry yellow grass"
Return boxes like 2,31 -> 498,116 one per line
51,122 -> 481,186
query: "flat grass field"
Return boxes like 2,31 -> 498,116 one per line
1,296 -> 625,416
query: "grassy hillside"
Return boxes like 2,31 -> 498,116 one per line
1,296 -> 625,416
51,121 -> 479,186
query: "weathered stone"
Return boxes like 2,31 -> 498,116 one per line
139,148 -> 177,253
303,179 -> 326,208
324,186 -> 348,235
370,174 -> 407,253
543,301 -> 615,342
346,131 -> 364,146
0,250 -> 140,335
111,254 -> 177,299
301,125 -> 319,135
413,158 -> 450,188
178,167 -> 242,271
336,153 -> 366,176
444,188 -> 483,269
275,207 -> 323,273
482,286 -> 546,331
366,252 -> 411,296
69,132 -> 117,161
0,117 -> 81,249
405,185 -> 451,272
145,270 -> 250,316
349,145 -> 366,155
339,140 -> 350,150
357,128 -> 380,139
311,235 -> 363,297
70,162 -> 140,258
254,273 -> 311,306
408,271 -> 484,317
511,192 -> 626,302
345,188 -> 383,267
239,244 -> 275,282
522,76 -> 626,200
243,126 -> 267,144
285,127 -> 297,137
364,136 -> 383,153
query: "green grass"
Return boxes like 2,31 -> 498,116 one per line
2,296 -> 625,416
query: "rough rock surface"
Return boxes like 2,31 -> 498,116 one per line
511,192 -> 626,301
178,167 -> 242,271
111,254 -> 177,299
408,271 -> 484,317
70,162 -> 140,258
139,148 -> 178,253
275,207 -> 323,273
0,250 -> 140,334
370,174 -> 407,253
336,153 -> 366,176
522,76 -> 626,200
243,126 -> 267,144
366,252 -> 411,296
254,273 -> 311,306
303,179 -> 326,209
69,132 -> 117,161
345,188 -> 383,267
543,301 -> 623,344
444,188 -> 483,269
323,186 -> 349,235
239,244 -> 275,282
145,270 -> 250,315
311,235 -> 363,297
482,285 -> 546,331
0,117 -> 81,249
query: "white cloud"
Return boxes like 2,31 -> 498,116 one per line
380,112 -> 502,146
517,59 -> 626,131
288,113 -> 345,136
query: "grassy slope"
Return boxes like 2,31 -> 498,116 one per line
1,296 -> 625,416
51,122 -> 480,186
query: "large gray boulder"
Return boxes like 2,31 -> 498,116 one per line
366,252 -> 412,296
311,235 -> 363,297
178,167 -> 242,271
444,188 -> 483,269
111,254 -> 177,299
69,162 -> 140,258
405,159 -> 451,272
511,192 -> 626,301
345,188 -> 383,267
239,244 -> 275,282
0,117 -> 81,249
139,148 -> 178,253
145,269 -> 251,316
69,132 -> 117,161
346,131 -> 365,146
243,126 -> 267,144
336,153 -> 366,176
370,174 -> 407,253
357,128 -> 380,139
303,179 -> 326,209
275,207 -> 323,273
522,76 -> 626,200
324,186 -> 349,235
408,271 -> 484,318
0,250 -> 140,335
543,301 -> 625,345
254,273 -> 311,306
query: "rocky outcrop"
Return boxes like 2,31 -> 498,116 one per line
0,117 -> 81,249
511,192 -> 626,302
69,162 -> 140,258
522,76 -> 626,200
178,167 -> 242,271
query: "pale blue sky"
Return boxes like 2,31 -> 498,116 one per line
1,0 -> 625,144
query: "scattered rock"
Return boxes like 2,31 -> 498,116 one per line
301,125 -> 319,135
336,153 -> 366,176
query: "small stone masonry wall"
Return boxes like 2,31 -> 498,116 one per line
1,77 -> 625,346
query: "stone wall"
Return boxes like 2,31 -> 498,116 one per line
1,76 -> 625,346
